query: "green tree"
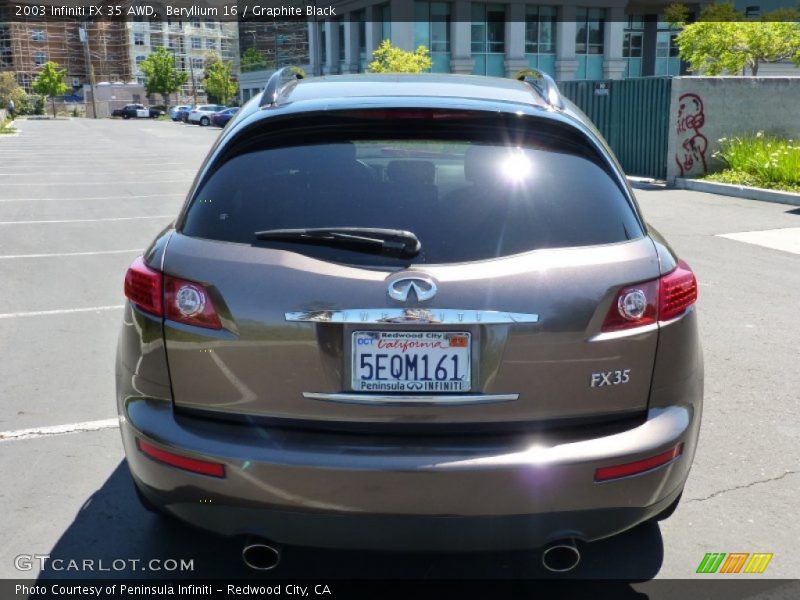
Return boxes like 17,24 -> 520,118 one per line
139,47 -> 189,105
31,61 -> 69,118
240,46 -> 271,72
202,52 -> 238,105
367,40 -> 432,73
669,3 -> 800,76
0,72 -> 27,110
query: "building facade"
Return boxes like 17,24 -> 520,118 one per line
0,16 -> 131,93
127,18 -> 239,102
239,21 -> 309,70
308,0 -> 707,80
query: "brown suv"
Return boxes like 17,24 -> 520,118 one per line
116,70 -> 702,572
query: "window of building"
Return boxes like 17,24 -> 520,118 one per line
134,32 -> 146,46
380,5 -> 391,42
192,57 -> 204,70
191,37 -> 201,49
655,21 -> 681,76
356,10 -> 367,71
623,15 -> 644,78
135,55 -> 146,69
204,20 -> 216,29
575,7 -> 605,79
205,38 -> 216,50
471,3 -> 505,76
33,52 -> 47,67
337,18 -> 345,72
576,8 -> 604,55
524,5 -> 556,76
415,2 -> 451,73
31,29 -> 46,42
190,18 -> 200,28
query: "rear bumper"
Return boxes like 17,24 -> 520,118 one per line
120,394 -> 700,551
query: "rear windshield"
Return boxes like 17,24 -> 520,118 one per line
182,115 -> 643,265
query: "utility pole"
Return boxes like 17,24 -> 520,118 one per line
79,24 -> 97,118
188,49 -> 198,105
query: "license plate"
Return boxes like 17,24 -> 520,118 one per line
352,331 -> 471,393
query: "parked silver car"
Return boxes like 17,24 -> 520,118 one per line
187,104 -> 227,126
117,70 -> 702,572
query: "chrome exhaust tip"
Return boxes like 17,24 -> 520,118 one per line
242,540 -> 281,571
541,539 -> 581,573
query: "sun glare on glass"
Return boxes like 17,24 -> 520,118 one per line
499,149 -> 533,183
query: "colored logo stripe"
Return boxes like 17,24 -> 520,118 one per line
744,553 -> 773,574
697,552 -> 773,574
720,553 -> 749,574
697,553 -> 726,573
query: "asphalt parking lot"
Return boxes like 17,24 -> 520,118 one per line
0,119 -> 798,586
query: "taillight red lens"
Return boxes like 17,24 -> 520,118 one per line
594,443 -> 683,482
124,256 -> 162,316
164,276 -> 222,329
659,260 -> 698,321
601,260 -> 697,332
137,439 -> 225,478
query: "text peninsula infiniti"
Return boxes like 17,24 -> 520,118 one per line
117,69 -> 702,572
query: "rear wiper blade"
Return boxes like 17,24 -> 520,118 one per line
254,227 -> 421,258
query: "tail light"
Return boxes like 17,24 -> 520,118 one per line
137,439 -> 225,478
595,443 -> 683,482
165,276 -> 222,329
124,256 -> 162,316
659,261 -> 698,321
124,256 -> 222,329
601,260 -> 697,332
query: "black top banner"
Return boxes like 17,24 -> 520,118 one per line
2,0 -> 800,22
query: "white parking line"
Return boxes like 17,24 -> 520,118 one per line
717,228 -> 800,255
0,194 -> 182,203
0,171 -> 190,178
0,418 -> 120,442
0,249 -> 140,259
0,305 -> 124,319
0,215 -> 173,225
0,179 -> 189,186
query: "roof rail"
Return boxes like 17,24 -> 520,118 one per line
516,69 -> 564,110
259,66 -> 305,108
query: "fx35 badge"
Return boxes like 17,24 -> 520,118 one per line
591,369 -> 631,387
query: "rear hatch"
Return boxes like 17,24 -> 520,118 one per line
162,110 -> 660,427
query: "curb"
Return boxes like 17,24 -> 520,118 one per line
675,178 -> 800,207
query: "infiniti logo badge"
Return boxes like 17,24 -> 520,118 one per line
387,276 -> 437,302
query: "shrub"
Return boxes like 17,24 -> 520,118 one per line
367,41 -> 432,73
713,132 -> 800,187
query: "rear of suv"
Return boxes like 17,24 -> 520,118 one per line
117,71 -> 702,566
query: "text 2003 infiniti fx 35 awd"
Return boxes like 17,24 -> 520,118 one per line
116,70 -> 701,572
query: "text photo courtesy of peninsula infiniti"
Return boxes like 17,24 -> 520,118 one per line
116,69 -> 702,572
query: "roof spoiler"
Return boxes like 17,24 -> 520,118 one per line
516,69 -> 564,111
259,66 -> 305,108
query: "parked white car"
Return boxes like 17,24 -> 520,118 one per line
187,104 -> 227,126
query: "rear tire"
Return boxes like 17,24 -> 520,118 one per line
200,116 -> 210,126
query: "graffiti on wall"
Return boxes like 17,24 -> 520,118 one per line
675,93 -> 708,177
